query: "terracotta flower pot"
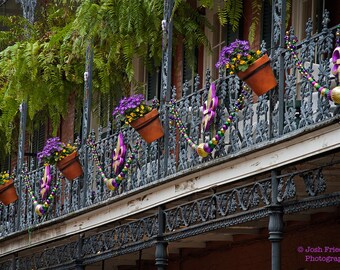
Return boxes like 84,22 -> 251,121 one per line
237,54 -> 277,96
130,109 -> 164,143
57,151 -> 83,181
0,179 -> 18,206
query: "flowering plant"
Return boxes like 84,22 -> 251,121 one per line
0,171 -> 11,185
215,39 -> 262,75
112,94 -> 152,125
37,137 -> 77,165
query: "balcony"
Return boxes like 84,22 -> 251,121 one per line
1,9 -> 340,270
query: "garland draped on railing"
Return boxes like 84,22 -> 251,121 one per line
23,166 -> 62,216
87,137 -> 142,191
168,84 -> 250,157
285,31 -> 340,104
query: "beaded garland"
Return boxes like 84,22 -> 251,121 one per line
284,31 -> 338,103
87,137 -> 142,191
23,169 -> 61,216
169,85 -> 249,157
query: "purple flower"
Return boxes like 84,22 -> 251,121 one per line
37,137 -> 76,165
112,94 -> 152,124
112,95 -> 145,116
215,39 -> 262,73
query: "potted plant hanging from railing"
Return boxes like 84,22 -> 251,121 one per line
112,94 -> 164,143
216,39 -> 277,96
38,137 -> 83,180
0,171 -> 18,205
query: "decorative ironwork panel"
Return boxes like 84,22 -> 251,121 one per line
0,259 -> 13,270
298,20 -> 315,128
277,175 -> 296,203
213,71 -> 228,158
16,242 -> 78,270
301,168 -> 326,197
255,94 -> 269,143
164,179 -> 271,232
81,214 -> 158,258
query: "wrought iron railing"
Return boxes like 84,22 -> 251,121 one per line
0,14 -> 339,240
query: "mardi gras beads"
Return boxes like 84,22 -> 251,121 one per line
23,168 -> 61,216
87,137 -> 141,191
169,85 -> 249,157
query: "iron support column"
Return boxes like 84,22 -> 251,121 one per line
161,0 -> 174,177
155,206 -> 168,269
81,43 -> 93,145
11,254 -> 17,270
16,102 -> 27,230
81,43 -> 93,207
74,233 -> 85,270
16,0 -> 37,230
268,170 -> 283,270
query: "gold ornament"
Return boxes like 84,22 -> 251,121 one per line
331,87 -> 340,104
196,143 -> 209,157
106,180 -> 116,191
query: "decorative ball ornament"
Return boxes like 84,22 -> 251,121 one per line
35,204 -> 45,216
331,86 -> 340,104
196,143 -> 209,157
106,179 -> 118,191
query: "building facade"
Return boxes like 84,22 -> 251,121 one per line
1,0 -> 340,269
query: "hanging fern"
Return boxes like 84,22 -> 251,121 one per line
0,0 -> 210,157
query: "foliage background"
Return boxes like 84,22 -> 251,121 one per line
0,0 -> 289,160
0,0 -> 209,157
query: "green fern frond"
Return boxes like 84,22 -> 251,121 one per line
225,0 -> 243,32
248,0 -> 262,44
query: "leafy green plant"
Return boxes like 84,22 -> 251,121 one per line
198,0 -> 291,44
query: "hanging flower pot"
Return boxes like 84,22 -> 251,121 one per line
57,151 -> 83,181
38,137 -> 83,181
112,94 -> 164,143
216,40 -> 277,96
237,54 -> 277,96
0,179 -> 18,206
130,109 -> 164,143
